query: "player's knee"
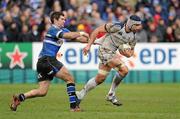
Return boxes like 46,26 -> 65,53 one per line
119,66 -> 129,77
124,67 -> 129,76
95,75 -> 106,84
96,69 -> 109,84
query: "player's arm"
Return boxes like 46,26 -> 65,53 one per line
60,31 -> 88,41
70,31 -> 90,43
88,23 -> 120,45
74,35 -> 89,43
82,24 -> 107,55
88,24 -> 107,46
83,23 -> 120,55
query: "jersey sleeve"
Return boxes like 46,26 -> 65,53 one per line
57,28 -> 70,38
46,27 -> 70,39
105,22 -> 123,33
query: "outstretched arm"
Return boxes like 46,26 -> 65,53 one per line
82,22 -> 122,55
88,25 -> 107,46
69,32 -> 90,43
82,24 -> 108,55
74,35 -> 89,43
61,31 -> 89,41
61,32 -> 80,39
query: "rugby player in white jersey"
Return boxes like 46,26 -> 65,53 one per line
76,15 -> 142,106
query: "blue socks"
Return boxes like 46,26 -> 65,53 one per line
67,83 -> 77,109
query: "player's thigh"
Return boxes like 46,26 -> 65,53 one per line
108,54 -> 125,68
55,66 -> 74,83
37,56 -> 63,82
108,55 -> 129,76
117,65 -> 129,77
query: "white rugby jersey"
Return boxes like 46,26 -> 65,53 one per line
96,22 -> 137,53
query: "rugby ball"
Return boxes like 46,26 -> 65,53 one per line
119,43 -> 131,51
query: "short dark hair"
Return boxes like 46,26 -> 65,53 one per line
50,11 -> 64,23
129,15 -> 141,22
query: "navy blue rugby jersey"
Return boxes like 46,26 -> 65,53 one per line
39,25 -> 70,58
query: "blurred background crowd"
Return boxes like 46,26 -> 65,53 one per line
0,0 -> 179,43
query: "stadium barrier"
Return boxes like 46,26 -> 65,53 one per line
0,69 -> 180,84
0,43 -> 180,84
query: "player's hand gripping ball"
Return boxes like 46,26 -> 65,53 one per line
119,43 -> 131,51
119,43 -> 132,56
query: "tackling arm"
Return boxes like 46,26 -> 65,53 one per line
74,35 -> 89,43
61,32 -> 80,39
61,31 -> 89,41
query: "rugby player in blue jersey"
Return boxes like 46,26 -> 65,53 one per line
10,11 -> 89,112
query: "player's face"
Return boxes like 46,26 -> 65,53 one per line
131,24 -> 142,32
56,16 -> 66,27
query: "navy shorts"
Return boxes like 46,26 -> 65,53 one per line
36,56 -> 63,82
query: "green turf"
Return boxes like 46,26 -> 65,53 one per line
0,83 -> 180,119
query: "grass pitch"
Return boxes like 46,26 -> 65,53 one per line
0,83 -> 180,119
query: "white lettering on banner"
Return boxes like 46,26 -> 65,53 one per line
32,43 -> 180,70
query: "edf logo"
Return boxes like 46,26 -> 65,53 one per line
140,48 -> 177,64
65,48 -> 99,64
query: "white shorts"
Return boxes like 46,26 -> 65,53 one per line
98,47 -> 116,65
